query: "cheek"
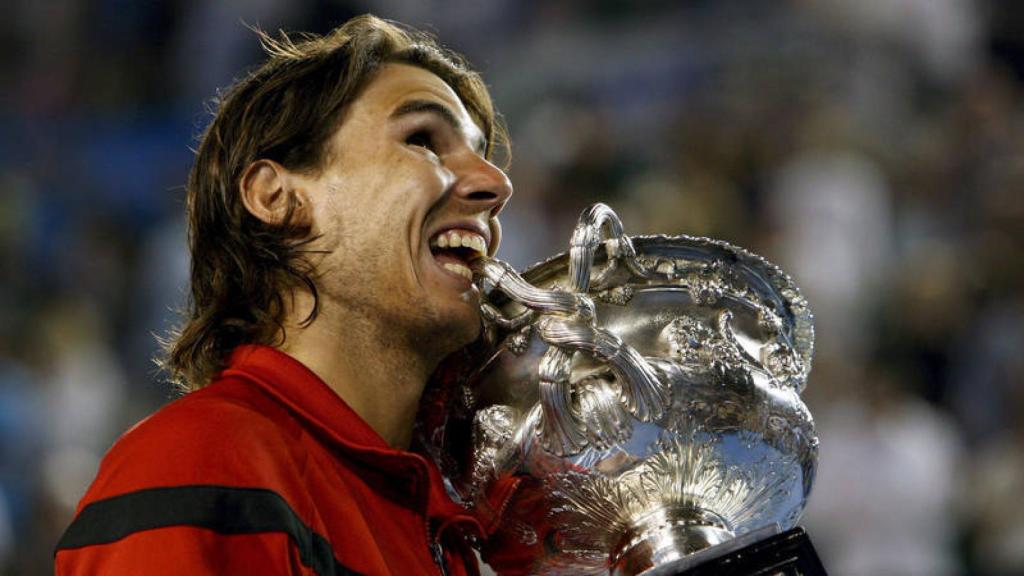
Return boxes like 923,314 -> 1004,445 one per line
314,153 -> 451,242
317,168 -> 383,218
394,146 -> 455,187
397,156 -> 451,194
374,162 -> 452,225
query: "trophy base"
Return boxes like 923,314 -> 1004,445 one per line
611,513 -> 735,576
639,525 -> 827,576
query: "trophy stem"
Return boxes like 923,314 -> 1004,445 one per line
611,508 -> 734,576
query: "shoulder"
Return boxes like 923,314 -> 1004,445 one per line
55,379 -> 347,575
79,377 -> 308,508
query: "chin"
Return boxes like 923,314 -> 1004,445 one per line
410,280 -> 484,354
428,302 -> 482,352
446,307 -> 482,345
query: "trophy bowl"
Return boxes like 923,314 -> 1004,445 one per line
440,204 -> 817,575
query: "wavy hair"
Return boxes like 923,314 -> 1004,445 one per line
161,14 -> 506,391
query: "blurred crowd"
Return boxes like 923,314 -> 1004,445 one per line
2,1 -> 1022,574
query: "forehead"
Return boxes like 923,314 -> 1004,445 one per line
351,63 -> 484,137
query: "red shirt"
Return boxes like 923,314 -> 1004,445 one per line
54,345 -> 485,575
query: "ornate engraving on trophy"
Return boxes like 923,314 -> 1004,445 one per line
575,373 -> 632,449
506,325 -> 533,355
469,404 -> 518,497
596,285 -> 634,306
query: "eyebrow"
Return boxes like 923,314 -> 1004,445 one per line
389,99 -> 488,156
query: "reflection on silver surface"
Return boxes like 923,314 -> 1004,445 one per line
446,204 -> 816,575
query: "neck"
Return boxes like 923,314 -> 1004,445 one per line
277,292 -> 439,449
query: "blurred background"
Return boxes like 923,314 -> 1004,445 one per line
2,0 -> 1022,574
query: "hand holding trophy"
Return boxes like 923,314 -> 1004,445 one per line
436,204 -> 825,575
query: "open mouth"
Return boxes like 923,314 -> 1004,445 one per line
428,228 -> 488,281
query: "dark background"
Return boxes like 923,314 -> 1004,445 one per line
2,1 -> 1022,574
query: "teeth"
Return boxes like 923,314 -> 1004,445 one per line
442,262 -> 473,280
429,229 -> 488,258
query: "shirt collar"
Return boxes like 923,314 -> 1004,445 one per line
221,345 -> 483,534
223,344 -> 402,454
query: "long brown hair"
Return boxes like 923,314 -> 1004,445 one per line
162,15 -> 506,391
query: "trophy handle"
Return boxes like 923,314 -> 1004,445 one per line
537,346 -> 588,454
570,203 -> 650,292
472,204 -> 668,456
536,315 -> 667,424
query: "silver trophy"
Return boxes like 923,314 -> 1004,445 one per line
440,204 -> 817,575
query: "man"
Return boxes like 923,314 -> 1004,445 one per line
55,15 -> 512,576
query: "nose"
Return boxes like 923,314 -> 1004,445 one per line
449,152 -> 513,216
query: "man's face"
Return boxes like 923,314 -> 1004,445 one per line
295,63 -> 513,354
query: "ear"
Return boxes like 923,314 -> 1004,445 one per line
239,159 -> 312,228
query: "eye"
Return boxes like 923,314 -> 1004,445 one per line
405,130 -> 436,152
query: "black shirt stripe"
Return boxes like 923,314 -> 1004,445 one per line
55,485 -> 360,576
